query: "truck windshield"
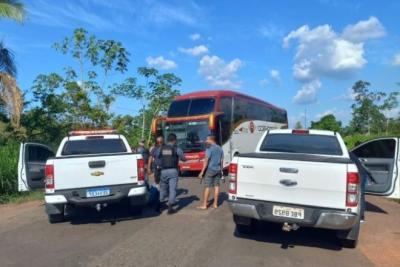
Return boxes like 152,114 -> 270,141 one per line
167,97 -> 216,117
61,138 -> 127,155
260,134 -> 343,156
164,120 -> 210,152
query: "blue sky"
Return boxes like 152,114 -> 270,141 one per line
1,0 -> 400,127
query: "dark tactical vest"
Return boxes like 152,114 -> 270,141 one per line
159,144 -> 179,169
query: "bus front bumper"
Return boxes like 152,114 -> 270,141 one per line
179,160 -> 204,172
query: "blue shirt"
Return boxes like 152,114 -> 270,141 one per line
206,144 -> 224,171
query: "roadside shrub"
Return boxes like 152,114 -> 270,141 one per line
343,134 -> 382,150
0,142 -> 19,202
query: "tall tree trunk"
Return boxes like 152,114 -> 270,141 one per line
0,73 -> 23,128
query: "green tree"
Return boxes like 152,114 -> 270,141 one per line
294,121 -> 303,129
310,114 -> 342,132
381,91 -> 399,134
27,28 -> 134,143
0,0 -> 25,22
349,81 -> 386,135
0,0 -> 25,138
114,68 -> 181,144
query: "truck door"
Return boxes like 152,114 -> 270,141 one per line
351,138 -> 399,196
18,143 -> 55,191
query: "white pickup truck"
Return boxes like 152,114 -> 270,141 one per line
18,130 -> 148,223
228,129 -> 399,248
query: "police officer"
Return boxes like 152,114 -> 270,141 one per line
148,136 -> 164,185
157,133 -> 186,214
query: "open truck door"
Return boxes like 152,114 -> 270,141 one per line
18,143 -> 55,192
351,138 -> 399,196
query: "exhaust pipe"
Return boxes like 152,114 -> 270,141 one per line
282,222 -> 300,232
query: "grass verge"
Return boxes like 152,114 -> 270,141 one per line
391,198 -> 400,204
0,190 -> 44,205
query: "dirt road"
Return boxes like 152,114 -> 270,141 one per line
0,177 -> 399,267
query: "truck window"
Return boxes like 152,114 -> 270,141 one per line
260,134 -> 343,155
61,139 -> 127,156
352,139 -> 396,158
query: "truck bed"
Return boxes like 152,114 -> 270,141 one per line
235,153 -> 350,210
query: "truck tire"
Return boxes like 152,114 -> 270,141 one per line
48,213 -> 65,224
337,220 -> 360,248
234,215 -> 255,235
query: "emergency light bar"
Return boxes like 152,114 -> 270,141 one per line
68,129 -> 118,136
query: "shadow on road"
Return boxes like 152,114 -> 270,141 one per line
66,203 -> 159,225
234,221 -> 343,251
365,201 -> 387,214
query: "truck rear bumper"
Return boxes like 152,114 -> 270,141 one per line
45,184 -> 147,207
228,198 -> 358,230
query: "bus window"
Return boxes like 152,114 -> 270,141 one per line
188,98 -> 216,116
233,97 -> 248,125
220,97 -> 232,144
168,100 -> 190,117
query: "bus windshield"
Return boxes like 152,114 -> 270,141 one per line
167,97 -> 216,117
164,120 -> 210,152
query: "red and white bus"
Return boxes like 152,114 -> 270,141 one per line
151,90 -> 288,172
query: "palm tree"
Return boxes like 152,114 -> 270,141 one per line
0,41 -> 16,76
0,0 -> 25,129
0,0 -> 25,22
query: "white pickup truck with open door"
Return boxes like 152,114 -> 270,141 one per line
228,130 -> 399,248
18,130 -> 148,223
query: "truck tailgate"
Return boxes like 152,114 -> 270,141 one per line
236,155 -> 348,209
53,154 -> 139,190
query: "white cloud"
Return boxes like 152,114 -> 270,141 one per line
334,87 -> 358,101
258,23 -> 284,40
269,69 -> 281,83
259,79 -> 269,87
284,17 -> 385,105
190,33 -> 201,40
342,16 -> 386,42
146,56 -> 177,70
293,79 -> 321,105
198,55 -> 243,88
393,53 -> 400,66
315,109 -> 336,119
284,24 -> 367,82
179,45 -> 208,56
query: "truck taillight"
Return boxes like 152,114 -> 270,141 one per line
229,163 -> 238,194
45,164 -> 54,190
346,172 -> 360,207
137,159 -> 145,184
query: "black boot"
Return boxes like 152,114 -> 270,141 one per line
155,201 -> 162,213
167,204 -> 176,215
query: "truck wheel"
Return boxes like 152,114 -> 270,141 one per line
234,215 -> 255,235
48,213 -> 65,224
337,221 -> 360,248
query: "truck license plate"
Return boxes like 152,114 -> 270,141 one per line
86,188 -> 110,198
272,205 -> 304,219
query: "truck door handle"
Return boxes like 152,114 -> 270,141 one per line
279,179 -> 298,187
88,160 -> 106,168
279,167 -> 298,174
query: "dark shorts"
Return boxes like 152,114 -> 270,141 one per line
204,169 -> 222,187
